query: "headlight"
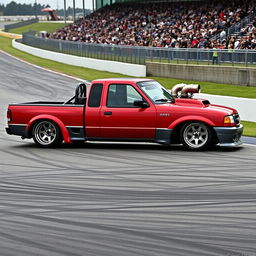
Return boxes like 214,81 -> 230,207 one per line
224,115 -> 235,125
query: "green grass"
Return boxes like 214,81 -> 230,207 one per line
8,22 -> 65,35
241,121 -> 256,137
0,35 -> 256,137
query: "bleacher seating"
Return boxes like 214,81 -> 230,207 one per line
48,0 -> 256,49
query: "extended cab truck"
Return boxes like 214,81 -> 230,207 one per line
6,78 -> 243,150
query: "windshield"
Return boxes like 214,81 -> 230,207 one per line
137,81 -> 173,103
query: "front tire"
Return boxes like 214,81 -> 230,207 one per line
32,120 -> 63,147
180,122 -> 212,150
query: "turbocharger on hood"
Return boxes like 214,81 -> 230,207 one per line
171,83 -> 201,98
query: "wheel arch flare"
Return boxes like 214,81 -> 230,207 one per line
27,115 -> 71,143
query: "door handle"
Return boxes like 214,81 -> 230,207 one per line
104,111 -> 112,116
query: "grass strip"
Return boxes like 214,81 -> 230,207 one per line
151,77 -> 256,99
8,22 -> 65,35
241,121 -> 256,137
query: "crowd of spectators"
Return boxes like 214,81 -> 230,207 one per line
209,17 -> 256,49
48,0 -> 256,49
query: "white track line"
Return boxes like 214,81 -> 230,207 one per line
0,49 -> 88,83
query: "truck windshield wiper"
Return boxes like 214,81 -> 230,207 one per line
155,98 -> 169,102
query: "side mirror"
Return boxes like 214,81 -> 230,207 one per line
75,83 -> 87,105
134,100 -> 149,108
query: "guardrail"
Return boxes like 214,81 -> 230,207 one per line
21,32 -> 256,66
4,18 -> 39,32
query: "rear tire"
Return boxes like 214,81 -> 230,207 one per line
180,122 -> 212,150
32,120 -> 63,147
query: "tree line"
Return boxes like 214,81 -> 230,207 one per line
0,1 -> 90,16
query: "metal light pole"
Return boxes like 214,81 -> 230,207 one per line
63,0 -> 66,25
35,0 -> 37,19
82,0 -> 85,19
73,0 -> 76,22
92,0 -> 95,12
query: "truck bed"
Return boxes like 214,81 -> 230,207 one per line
10,101 -> 66,106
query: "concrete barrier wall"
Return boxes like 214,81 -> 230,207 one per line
195,93 -> 256,122
12,40 -> 146,77
146,62 -> 256,87
4,18 -> 39,32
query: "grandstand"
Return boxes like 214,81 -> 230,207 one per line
95,0 -> 201,10
227,16 -> 256,49
48,0 -> 256,49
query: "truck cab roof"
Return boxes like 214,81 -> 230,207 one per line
93,78 -> 153,83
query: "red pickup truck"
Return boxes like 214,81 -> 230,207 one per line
6,78 -> 243,150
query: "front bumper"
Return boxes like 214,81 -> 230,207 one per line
5,127 -> 11,135
214,124 -> 243,147
6,124 -> 28,138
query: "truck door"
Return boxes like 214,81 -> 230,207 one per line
100,83 -> 156,139
85,83 -> 104,138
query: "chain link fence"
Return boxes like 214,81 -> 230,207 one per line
22,32 -> 256,67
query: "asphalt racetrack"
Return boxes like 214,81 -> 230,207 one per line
0,51 -> 256,256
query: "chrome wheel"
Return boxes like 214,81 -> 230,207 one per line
182,123 -> 211,150
33,121 -> 59,146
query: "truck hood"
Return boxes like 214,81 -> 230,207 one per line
167,98 -> 237,115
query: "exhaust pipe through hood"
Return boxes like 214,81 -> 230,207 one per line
171,84 -> 200,98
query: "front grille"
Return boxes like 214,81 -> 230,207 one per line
234,114 -> 240,126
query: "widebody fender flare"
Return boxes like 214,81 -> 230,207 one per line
26,115 -> 71,143
168,115 -> 216,130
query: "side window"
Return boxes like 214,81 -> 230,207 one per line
107,84 -> 143,107
88,83 -> 103,107
127,85 -> 143,103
